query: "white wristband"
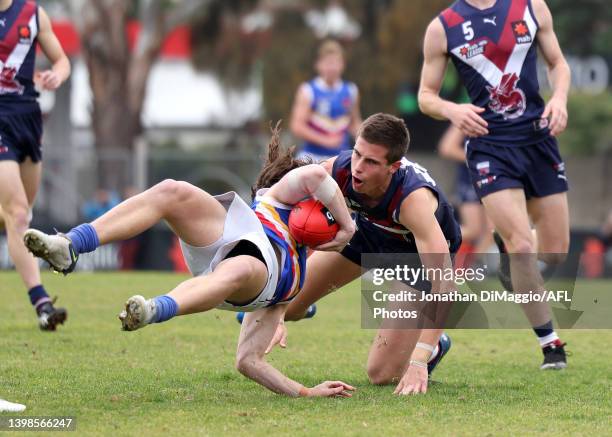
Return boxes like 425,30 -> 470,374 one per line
313,174 -> 337,205
415,342 -> 435,353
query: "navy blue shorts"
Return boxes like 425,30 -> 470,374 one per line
456,164 -> 480,204
466,136 -> 568,200
0,110 -> 43,163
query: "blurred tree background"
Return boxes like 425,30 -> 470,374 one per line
43,0 -> 611,159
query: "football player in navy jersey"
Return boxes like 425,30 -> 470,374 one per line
418,0 -> 571,369
0,0 -> 70,330
267,113 -> 462,395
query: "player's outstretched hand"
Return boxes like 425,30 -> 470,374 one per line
314,226 -> 355,252
542,96 -> 568,136
393,363 -> 429,395
307,381 -> 355,398
448,103 -> 489,137
265,319 -> 288,354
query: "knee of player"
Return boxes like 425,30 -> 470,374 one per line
507,236 -> 536,255
3,202 -> 31,227
225,257 -> 265,289
154,179 -> 192,206
366,364 -> 395,386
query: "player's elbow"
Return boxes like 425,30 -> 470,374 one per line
302,164 -> 329,193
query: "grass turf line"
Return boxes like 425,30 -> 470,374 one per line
1,272 -> 610,436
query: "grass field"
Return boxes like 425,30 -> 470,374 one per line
1,271 -> 611,436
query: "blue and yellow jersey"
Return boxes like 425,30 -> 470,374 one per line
252,194 -> 307,305
301,77 -> 358,156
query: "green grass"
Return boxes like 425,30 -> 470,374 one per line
1,272 -> 610,436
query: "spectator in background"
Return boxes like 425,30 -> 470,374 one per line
81,189 -> 120,222
290,39 -> 361,162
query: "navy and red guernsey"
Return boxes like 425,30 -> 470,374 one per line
0,0 -> 39,113
439,0 -> 549,145
331,151 -> 461,259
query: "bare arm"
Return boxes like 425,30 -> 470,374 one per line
236,305 -> 355,397
36,6 -> 70,90
438,125 -> 467,162
533,0 -> 571,136
393,189 -> 455,395
266,164 -> 355,251
418,18 -> 488,137
289,84 -> 343,148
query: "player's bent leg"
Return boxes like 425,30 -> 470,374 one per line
284,251 -> 361,321
92,179 -> 227,247
25,180 -> 228,273
120,255 -> 268,331
527,192 -> 570,265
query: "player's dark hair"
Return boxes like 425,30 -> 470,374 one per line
357,113 -> 410,163
251,122 -> 311,200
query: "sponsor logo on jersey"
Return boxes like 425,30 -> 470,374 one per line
476,175 -> 497,188
486,72 -> 526,120
18,25 -> 32,43
554,162 -> 566,180
0,18 -> 6,27
476,161 -> 490,175
483,16 -> 497,26
512,20 -> 532,44
459,39 -> 488,59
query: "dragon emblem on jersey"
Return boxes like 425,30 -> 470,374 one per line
486,73 -> 526,120
0,66 -> 25,95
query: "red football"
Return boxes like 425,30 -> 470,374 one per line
289,198 -> 339,247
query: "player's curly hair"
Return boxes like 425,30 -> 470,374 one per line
251,121 -> 311,200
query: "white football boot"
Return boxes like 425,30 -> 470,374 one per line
0,398 -> 26,413
23,229 -> 78,275
119,295 -> 156,331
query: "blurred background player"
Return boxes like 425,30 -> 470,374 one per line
290,39 -> 362,162
24,129 -> 357,398
0,0 -> 70,330
419,0 -> 571,368
438,125 -> 493,266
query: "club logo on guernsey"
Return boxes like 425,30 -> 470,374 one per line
486,73 -> 526,120
0,67 -> 25,95
459,40 -> 488,59
512,20 -> 532,44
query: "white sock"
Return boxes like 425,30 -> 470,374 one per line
538,332 -> 559,347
